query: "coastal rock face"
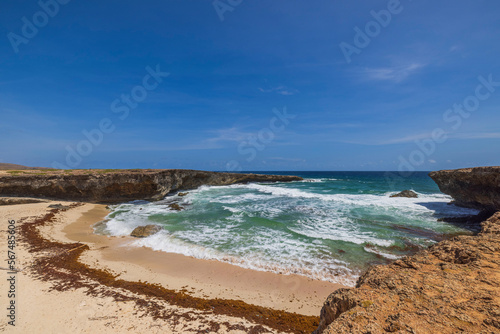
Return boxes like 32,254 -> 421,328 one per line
314,212 -> 500,334
0,169 -> 302,203
429,167 -> 500,210
390,190 -> 418,198
130,225 -> 162,238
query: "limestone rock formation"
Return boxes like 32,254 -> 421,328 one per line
315,212 -> 500,333
130,225 -> 162,238
168,203 -> 183,211
429,167 -> 500,210
0,169 -> 302,204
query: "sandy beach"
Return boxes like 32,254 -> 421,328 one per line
0,199 -> 344,333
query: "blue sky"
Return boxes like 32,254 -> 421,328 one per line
1,0 -> 500,171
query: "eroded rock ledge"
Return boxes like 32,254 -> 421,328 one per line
429,166 -> 500,211
0,169 -> 301,203
315,167 -> 500,333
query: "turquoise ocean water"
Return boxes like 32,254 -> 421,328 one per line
100,172 -> 478,286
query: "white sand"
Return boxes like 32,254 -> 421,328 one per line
0,200 -> 342,333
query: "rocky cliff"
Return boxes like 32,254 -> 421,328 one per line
429,166 -> 500,211
0,169 -> 301,203
315,212 -> 500,333
315,167 -> 500,333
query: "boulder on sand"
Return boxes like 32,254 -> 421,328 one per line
130,225 -> 162,238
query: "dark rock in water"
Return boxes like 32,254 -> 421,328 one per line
390,190 -> 418,198
48,203 -> 72,210
430,167 -> 500,211
130,225 -> 161,238
178,192 -> 188,197
0,169 -> 302,204
437,209 -> 496,232
168,203 -> 183,211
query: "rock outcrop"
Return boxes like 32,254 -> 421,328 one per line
315,212 -> 500,333
130,225 -> 162,238
0,169 -> 302,204
390,190 -> 418,198
429,166 -> 500,211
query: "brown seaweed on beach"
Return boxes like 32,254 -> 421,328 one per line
19,205 -> 318,333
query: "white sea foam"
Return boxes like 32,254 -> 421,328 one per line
233,183 -> 478,217
132,230 -> 358,286
289,224 -> 394,247
363,246 -> 402,260
302,178 -> 339,182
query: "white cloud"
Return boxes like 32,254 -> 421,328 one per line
205,127 -> 252,144
361,63 -> 426,83
258,85 -> 299,96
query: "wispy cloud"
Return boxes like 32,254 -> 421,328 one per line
258,85 -> 299,96
452,132 -> 500,139
204,127 -> 252,144
360,63 -> 426,83
307,122 -> 368,130
343,132 -> 434,145
267,157 -> 306,163
343,131 -> 500,146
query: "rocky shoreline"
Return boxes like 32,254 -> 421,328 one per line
0,169 -> 302,203
1,166 -> 498,333
315,167 -> 500,333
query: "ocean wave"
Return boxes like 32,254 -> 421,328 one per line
301,178 -> 338,183
363,246 -> 402,260
131,231 -> 359,286
289,225 -> 394,247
